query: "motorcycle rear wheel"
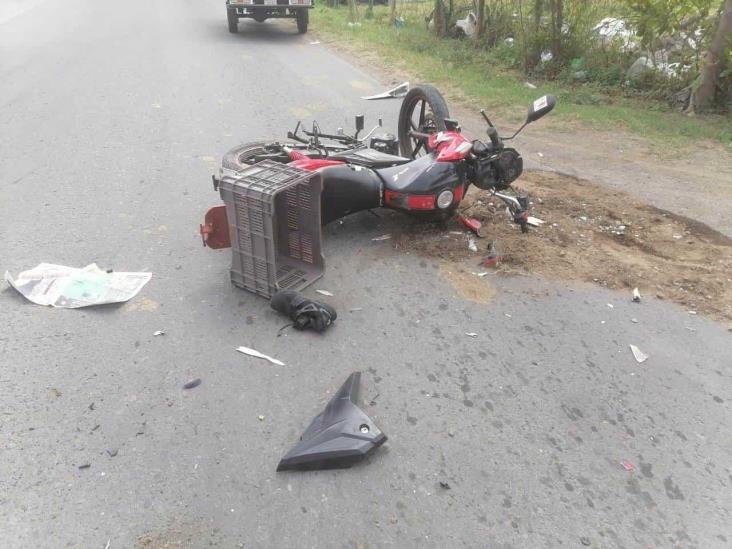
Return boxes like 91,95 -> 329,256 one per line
398,85 -> 450,159
222,141 -> 289,171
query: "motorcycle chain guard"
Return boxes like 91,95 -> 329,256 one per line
276,372 -> 387,472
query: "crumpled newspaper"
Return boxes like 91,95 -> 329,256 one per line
4,263 -> 152,308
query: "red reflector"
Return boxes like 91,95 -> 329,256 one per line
407,194 -> 435,210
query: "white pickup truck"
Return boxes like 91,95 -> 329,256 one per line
227,0 -> 313,34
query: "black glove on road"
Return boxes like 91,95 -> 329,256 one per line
270,290 -> 337,333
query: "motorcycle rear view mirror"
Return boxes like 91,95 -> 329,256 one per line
526,95 -> 556,124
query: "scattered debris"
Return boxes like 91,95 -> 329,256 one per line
458,214 -> 485,237
632,288 -> 641,303
631,318 -> 639,323
467,238 -> 478,252
277,372 -> 387,471
525,82 -> 537,89
361,82 -> 409,100
106,448 -> 118,458
78,463 -> 91,470
104,540 -> 110,549
309,40 -> 321,45
465,332 -> 478,338
580,536 -> 591,546
688,310 -> 697,315
271,290 -> 337,333
439,481 -> 451,490
621,459 -> 635,472
258,415 -> 265,421
88,402 -> 95,410
455,11 -> 477,37
153,330 -> 165,336
349,307 -> 363,312
315,289 -> 334,297
481,241 -> 503,268
629,344 -> 649,363
526,216 -> 545,227
607,303 -> 614,309
183,378 -> 202,390
236,346 -> 285,366
472,272 -> 489,277
371,234 -> 392,241
4,263 -> 152,308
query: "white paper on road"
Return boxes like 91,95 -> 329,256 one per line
236,346 -> 285,366
4,263 -> 152,308
629,344 -> 649,363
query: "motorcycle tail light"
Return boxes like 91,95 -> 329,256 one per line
385,190 -> 435,210
436,189 -> 454,209
407,194 -> 436,210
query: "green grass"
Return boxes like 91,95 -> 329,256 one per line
313,5 -> 732,149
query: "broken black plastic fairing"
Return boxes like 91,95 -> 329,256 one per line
276,372 -> 387,471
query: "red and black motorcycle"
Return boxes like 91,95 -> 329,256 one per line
202,85 -> 555,245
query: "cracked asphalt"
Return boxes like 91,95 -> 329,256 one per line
1,1 -> 730,547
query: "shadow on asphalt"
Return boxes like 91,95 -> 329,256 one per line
202,20 -> 304,43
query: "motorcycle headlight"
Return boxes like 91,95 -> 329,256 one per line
436,189 -> 454,209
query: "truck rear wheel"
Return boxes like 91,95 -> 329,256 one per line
228,10 -> 238,33
296,10 -> 308,34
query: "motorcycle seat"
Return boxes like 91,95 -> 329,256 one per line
330,148 -> 411,169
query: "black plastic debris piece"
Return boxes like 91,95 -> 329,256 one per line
439,481 -> 451,490
270,290 -> 337,333
106,448 -> 118,458
277,372 -> 387,472
183,378 -> 202,390
78,463 -> 91,470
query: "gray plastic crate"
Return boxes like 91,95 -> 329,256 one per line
219,160 -> 324,299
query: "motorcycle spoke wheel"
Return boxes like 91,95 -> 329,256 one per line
397,85 -> 450,159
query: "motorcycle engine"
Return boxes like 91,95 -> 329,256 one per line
370,133 -> 400,156
473,148 -> 523,191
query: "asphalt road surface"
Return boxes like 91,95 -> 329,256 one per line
1,1 -> 730,548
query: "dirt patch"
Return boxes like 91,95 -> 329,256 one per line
439,262 -> 496,303
391,171 -> 732,325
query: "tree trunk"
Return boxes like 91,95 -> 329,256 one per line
348,0 -> 358,23
550,0 -> 563,63
687,0 -> 732,112
433,0 -> 447,37
388,0 -> 396,25
525,0 -> 544,70
476,0 -> 485,39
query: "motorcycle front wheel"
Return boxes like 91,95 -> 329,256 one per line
398,85 -> 450,159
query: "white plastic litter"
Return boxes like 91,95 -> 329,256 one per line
526,216 -> 545,227
371,234 -> 392,241
468,238 -> 478,252
4,263 -> 151,308
525,82 -> 537,89
465,332 -> 478,337
362,82 -> 409,100
316,289 -> 334,296
236,346 -> 285,366
153,330 -> 165,336
632,288 -> 641,302
629,344 -> 648,363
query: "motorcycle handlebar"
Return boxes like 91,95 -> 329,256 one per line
486,126 -> 503,149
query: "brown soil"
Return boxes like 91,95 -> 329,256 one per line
390,171 -> 732,325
